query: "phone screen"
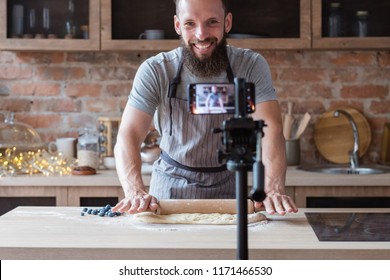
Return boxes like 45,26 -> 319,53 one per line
187,83 -> 235,114
187,83 -> 255,115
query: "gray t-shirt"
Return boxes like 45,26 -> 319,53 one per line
128,45 -> 276,168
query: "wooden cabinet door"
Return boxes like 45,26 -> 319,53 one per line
0,0 -> 100,51
312,0 -> 390,49
101,0 -> 311,51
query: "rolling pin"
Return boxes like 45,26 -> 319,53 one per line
154,199 -> 261,215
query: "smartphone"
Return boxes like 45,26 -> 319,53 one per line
187,83 -> 255,115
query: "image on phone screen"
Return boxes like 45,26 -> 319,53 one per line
188,83 -> 235,114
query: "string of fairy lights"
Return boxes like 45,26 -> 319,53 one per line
0,147 -> 76,177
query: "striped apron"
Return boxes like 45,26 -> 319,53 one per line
149,53 -> 237,200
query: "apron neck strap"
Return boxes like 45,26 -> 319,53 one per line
226,60 -> 234,83
168,48 -> 234,136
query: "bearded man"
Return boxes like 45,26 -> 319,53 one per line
113,0 -> 298,216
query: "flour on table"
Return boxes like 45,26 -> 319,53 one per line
133,212 -> 267,225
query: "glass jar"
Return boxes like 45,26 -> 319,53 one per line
353,11 -> 369,37
328,2 -> 344,37
0,112 -> 44,153
77,128 -> 99,169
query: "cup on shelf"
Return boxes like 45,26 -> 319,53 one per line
138,29 -> 165,40
80,25 -> 89,39
103,156 -> 116,169
48,137 -> 77,159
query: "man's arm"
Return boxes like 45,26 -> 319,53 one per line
252,100 -> 298,215
112,105 -> 159,214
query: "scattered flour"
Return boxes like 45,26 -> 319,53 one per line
11,208 -> 270,232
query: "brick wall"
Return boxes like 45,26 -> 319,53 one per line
0,50 -> 389,165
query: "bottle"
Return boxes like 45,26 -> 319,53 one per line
328,2 -> 343,37
11,4 -> 24,38
42,7 -> 51,37
353,11 -> 369,37
26,8 -> 36,38
65,0 -> 77,38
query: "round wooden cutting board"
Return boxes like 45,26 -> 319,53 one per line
314,107 -> 372,164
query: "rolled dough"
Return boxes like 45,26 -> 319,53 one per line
133,212 -> 267,225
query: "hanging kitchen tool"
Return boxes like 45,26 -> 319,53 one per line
314,106 -> 371,164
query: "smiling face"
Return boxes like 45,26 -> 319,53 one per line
174,0 -> 232,60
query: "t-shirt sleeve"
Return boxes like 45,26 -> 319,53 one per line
127,60 -> 162,116
249,53 -> 277,104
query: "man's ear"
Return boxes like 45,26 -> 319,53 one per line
225,12 -> 233,33
174,15 -> 181,36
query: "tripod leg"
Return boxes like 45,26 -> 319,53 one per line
236,170 -> 248,260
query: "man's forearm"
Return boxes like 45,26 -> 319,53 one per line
114,137 -> 146,197
262,125 -> 287,195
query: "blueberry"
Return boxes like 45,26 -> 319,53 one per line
80,204 -> 120,218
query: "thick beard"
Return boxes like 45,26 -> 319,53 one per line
182,35 -> 229,78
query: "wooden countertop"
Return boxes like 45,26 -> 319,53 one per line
1,166 -> 389,187
0,207 -> 388,260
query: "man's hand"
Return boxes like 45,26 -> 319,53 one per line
112,193 -> 159,214
254,193 -> 298,215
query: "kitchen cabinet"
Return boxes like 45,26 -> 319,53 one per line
2,0 -> 389,52
286,167 -> 390,208
294,185 -> 390,208
312,0 -> 390,49
101,0 -> 180,51
0,186 -> 66,215
101,0 -> 311,51
0,170 -> 127,215
0,0 -> 100,51
0,184 -> 124,215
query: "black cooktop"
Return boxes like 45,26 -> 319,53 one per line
305,212 -> 390,241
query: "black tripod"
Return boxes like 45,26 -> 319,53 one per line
214,78 -> 266,260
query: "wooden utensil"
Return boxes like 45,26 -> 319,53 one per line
380,123 -> 390,164
283,102 -> 294,140
314,107 -> 372,164
294,112 -> 311,139
155,199 -> 259,215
